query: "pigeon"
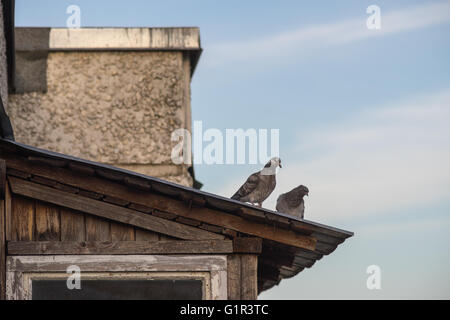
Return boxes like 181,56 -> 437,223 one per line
231,157 -> 282,207
276,185 -> 309,219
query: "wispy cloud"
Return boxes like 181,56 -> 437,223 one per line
217,89 -> 450,224
206,1 -> 450,66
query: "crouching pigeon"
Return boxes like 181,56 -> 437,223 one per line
231,157 -> 282,207
276,185 -> 309,219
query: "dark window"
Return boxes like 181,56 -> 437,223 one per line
32,279 -> 203,300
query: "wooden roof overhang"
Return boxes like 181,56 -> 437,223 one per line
0,139 -> 353,293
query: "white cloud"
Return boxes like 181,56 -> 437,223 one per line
205,1 -> 450,66
216,89 -> 450,224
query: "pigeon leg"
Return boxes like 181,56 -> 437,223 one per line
257,203 -> 262,208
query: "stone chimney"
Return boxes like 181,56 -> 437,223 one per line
7,27 -> 202,187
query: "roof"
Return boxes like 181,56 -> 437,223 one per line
1,138 -> 353,293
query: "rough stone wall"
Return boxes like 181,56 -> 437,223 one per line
7,51 -> 193,186
0,0 -> 8,106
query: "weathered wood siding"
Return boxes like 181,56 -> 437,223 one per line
7,194 -> 172,243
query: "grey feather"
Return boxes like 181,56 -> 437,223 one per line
276,185 -> 309,219
231,157 -> 281,207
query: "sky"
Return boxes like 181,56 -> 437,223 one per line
15,0 -> 450,299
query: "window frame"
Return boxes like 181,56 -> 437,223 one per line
6,254 -> 227,300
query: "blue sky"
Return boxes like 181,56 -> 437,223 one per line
15,0 -> 450,299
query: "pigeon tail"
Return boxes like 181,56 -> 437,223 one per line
231,193 -> 241,200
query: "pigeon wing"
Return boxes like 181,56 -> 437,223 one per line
285,188 -> 303,207
231,172 -> 260,200
275,194 -> 285,212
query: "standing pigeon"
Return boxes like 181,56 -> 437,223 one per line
231,157 -> 282,207
276,185 -> 309,219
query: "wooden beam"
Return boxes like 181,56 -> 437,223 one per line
233,237 -> 262,254
4,180 -> 11,242
0,159 -> 5,200
227,253 -> 259,300
7,240 -> 234,255
227,254 -> 241,300
241,254 -> 258,300
8,177 -> 224,241
0,159 -> 5,300
0,198 -> 4,300
3,157 -> 316,250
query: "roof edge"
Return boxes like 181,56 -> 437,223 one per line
0,138 -> 353,239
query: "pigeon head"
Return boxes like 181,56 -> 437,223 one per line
264,157 -> 282,169
261,157 -> 281,175
295,185 -> 309,197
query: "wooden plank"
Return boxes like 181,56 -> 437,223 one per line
30,175 -> 58,188
60,208 -> 85,241
6,168 -> 30,179
227,254 -> 241,300
7,254 -> 228,273
10,196 -> 34,241
28,156 -> 67,167
8,177 -> 223,241
135,228 -> 159,241
3,156 -> 317,248
35,202 -> 60,241
78,190 -> 102,200
238,207 -> 267,223
53,182 -> 79,194
85,215 -> 111,241
0,200 -> 4,300
152,210 -> 177,220
176,216 -> 201,227
198,223 -> 223,234
68,162 -> 95,175
241,254 -> 258,300
128,203 -> 153,213
0,160 -> 5,200
111,222 -> 135,241
0,160 -> 5,300
103,195 -> 130,206
233,237 -> 262,254
159,234 -> 176,241
7,240 -> 234,255
4,182 -> 11,241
